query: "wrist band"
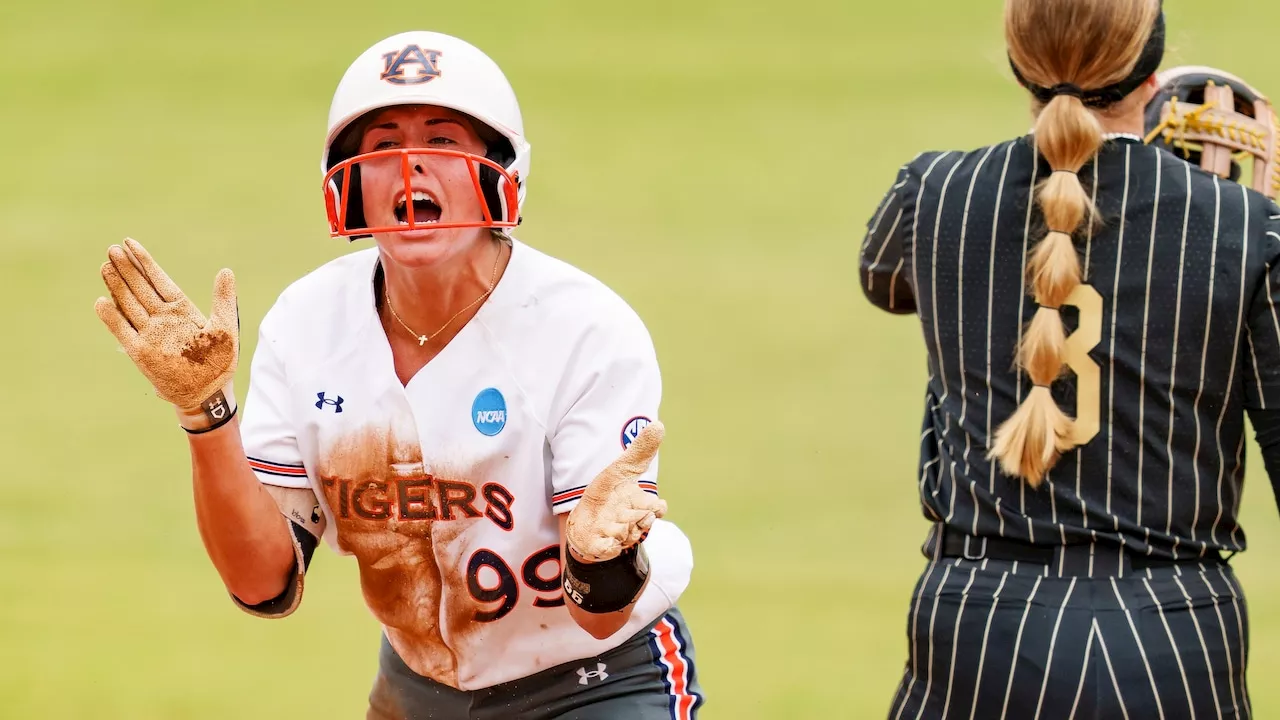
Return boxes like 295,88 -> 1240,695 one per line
178,382 -> 238,434
563,542 -> 650,614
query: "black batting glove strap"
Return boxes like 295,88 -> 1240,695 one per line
179,385 -> 238,434
562,543 -> 649,614
181,403 -> 238,434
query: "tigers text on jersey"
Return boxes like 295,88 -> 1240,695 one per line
238,238 -> 693,691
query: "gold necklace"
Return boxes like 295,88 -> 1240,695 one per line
384,243 -> 503,347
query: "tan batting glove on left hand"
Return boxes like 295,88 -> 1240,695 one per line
565,421 -> 669,563
94,238 -> 240,432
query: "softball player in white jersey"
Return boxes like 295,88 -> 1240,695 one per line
93,30 -> 703,719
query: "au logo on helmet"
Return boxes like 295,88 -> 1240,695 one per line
380,45 -> 443,85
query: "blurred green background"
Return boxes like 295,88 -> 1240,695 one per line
4,0 -> 1280,717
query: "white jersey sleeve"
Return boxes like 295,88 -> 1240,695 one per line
547,305 -> 662,513
240,298 -> 309,488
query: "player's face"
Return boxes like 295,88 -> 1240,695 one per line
356,105 -> 492,266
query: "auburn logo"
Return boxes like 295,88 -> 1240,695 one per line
380,45 -> 443,85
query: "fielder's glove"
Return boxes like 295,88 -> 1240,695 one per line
94,238 -> 240,432
1144,65 -> 1280,199
565,421 -> 668,562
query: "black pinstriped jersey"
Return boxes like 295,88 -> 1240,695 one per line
861,133 -> 1280,560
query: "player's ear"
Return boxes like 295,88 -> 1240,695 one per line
1136,74 -> 1160,107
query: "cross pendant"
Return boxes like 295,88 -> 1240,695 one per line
417,335 -> 428,346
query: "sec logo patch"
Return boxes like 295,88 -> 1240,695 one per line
621,416 -> 651,449
472,388 -> 507,436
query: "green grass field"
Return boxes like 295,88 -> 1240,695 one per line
6,1 -> 1280,717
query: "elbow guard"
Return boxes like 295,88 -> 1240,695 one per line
233,486 -> 326,619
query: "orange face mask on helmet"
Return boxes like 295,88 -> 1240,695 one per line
321,31 -> 531,240
323,147 -> 521,237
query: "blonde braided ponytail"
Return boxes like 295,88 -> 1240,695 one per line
991,0 -> 1162,486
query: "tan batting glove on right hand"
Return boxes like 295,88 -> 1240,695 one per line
565,421 -> 669,563
94,238 -> 240,432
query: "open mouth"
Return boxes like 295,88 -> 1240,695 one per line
394,191 -> 442,225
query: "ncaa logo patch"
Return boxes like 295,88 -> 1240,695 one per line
621,416 -> 651,449
472,388 -> 507,436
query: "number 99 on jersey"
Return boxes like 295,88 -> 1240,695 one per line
467,545 -> 564,622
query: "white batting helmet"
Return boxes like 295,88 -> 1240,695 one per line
321,30 -> 531,238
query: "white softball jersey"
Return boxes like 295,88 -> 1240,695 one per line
237,238 -> 693,690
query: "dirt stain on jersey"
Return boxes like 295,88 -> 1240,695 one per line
422,453 -> 511,661
318,422 -> 492,689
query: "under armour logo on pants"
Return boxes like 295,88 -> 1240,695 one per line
577,663 -> 608,685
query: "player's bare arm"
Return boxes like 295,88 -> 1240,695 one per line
561,421 -> 667,639
93,239 -> 298,606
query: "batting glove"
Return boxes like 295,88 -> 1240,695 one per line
95,238 -> 239,433
565,421 -> 668,562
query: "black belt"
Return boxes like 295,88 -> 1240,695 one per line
937,526 -> 1221,571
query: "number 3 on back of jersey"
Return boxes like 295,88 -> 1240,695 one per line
1061,283 -> 1102,445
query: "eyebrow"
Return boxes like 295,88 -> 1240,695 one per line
370,118 -> 465,131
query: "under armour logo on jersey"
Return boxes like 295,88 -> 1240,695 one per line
577,663 -> 609,685
380,45 -> 443,85
315,392 -> 344,413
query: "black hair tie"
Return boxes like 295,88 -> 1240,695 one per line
1008,5 -> 1166,110
1050,83 -> 1084,99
